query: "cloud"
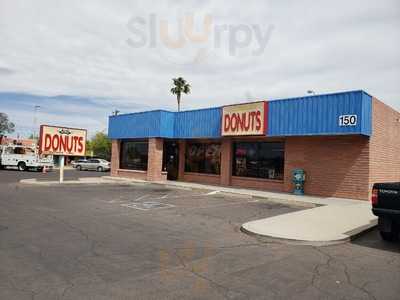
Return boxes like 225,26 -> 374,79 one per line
0,0 -> 399,135
0,67 -> 14,75
0,92 -> 154,138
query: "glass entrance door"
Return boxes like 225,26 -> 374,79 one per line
163,141 -> 179,180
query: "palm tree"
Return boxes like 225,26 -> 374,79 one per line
170,77 -> 191,112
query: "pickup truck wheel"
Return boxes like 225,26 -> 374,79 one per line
76,165 -> 82,171
17,162 -> 27,171
378,217 -> 399,241
97,166 -> 104,172
380,230 -> 398,241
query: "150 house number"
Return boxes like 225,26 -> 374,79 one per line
339,115 -> 358,126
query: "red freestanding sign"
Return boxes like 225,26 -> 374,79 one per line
39,125 -> 87,156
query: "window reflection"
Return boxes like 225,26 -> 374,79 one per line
120,140 -> 148,171
185,143 -> 221,175
233,142 -> 284,180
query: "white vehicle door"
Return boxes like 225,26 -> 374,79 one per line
2,146 -> 18,166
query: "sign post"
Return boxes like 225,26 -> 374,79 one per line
59,155 -> 64,183
38,125 -> 87,184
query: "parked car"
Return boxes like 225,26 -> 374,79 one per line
372,183 -> 400,241
75,158 -> 110,172
71,159 -> 87,168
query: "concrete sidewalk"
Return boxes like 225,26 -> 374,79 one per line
154,179 -> 363,207
241,203 -> 377,245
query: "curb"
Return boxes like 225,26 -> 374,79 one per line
240,219 -> 378,247
239,225 -> 351,246
19,178 -> 127,186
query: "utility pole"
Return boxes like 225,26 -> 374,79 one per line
33,105 -> 41,139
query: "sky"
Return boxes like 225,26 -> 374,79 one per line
0,0 -> 399,138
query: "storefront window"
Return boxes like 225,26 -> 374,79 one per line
185,143 -> 221,174
232,142 -> 284,180
120,140 -> 148,171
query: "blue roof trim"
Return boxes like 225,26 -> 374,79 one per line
108,110 -> 173,139
267,90 -> 372,137
174,107 -> 221,138
360,92 -> 372,136
108,90 -> 374,139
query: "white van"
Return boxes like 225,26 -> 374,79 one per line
0,144 -> 54,171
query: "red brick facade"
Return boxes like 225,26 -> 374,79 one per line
110,138 -> 166,181
146,138 -> 167,181
369,98 -> 400,190
110,140 -> 120,176
182,173 -> 221,185
231,176 -> 284,192
110,98 -> 400,200
220,139 -> 232,186
283,136 -> 370,199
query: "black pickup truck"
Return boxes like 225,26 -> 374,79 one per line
372,183 -> 400,241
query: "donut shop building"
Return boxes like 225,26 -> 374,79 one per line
108,90 -> 400,200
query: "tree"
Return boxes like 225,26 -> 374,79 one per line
28,133 -> 38,141
85,140 -> 93,156
0,112 -> 15,136
170,77 -> 191,112
89,132 -> 111,160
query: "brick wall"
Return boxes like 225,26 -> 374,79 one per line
231,176 -> 284,192
110,140 -> 120,176
183,173 -> 221,185
147,138 -> 167,181
115,169 -> 147,180
220,138 -> 232,186
369,98 -> 400,188
284,136 -> 370,200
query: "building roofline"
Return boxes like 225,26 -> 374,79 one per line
269,90 -> 372,103
109,90 -> 373,118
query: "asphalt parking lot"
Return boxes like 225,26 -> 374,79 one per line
0,170 -> 399,300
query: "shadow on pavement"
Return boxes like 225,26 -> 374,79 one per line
351,228 -> 400,254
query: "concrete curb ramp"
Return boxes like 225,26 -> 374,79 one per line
241,203 -> 377,246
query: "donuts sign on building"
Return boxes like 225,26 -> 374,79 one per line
39,125 -> 87,156
221,101 -> 268,136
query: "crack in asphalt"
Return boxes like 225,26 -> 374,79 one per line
7,276 -> 38,300
311,247 -> 378,300
2,177 -> 399,299
173,248 -> 250,300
